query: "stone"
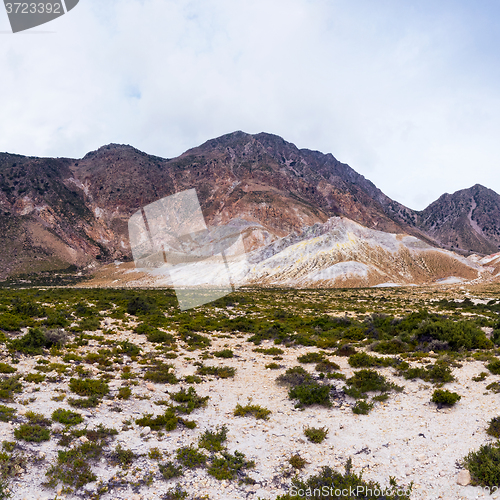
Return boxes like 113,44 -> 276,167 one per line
146,383 -> 155,392
457,470 -> 471,486
79,436 -> 89,443
141,426 -> 151,436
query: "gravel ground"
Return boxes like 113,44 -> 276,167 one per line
2,332 -> 499,500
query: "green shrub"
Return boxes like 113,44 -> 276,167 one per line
253,347 -> 284,356
265,362 -> 281,369
0,405 -> 16,422
289,454 -> 308,470
486,382 -> 500,394
169,387 -> 208,414
24,373 -> 45,383
289,383 -> 331,408
207,450 -> 254,480
333,345 -> 356,357
315,360 -> 340,373
213,349 -> 233,358
486,359 -> 500,375
276,461 -> 412,500
159,461 -> 183,480
26,410 -> 51,426
348,352 -> 393,368
9,328 -> 51,354
352,400 -> 374,414
176,445 -> 207,468
127,295 -> 156,316
234,403 -> 271,420
51,409 -> 84,426
276,366 -> 313,387
0,364 -> 16,374
486,417 -> 500,438
117,386 -> 132,400
136,408 -> 178,431
144,363 -> 178,384
198,425 -> 228,452
69,378 -> 109,397
472,372 -> 488,382
68,395 -> 100,408
462,442 -> 500,487
14,424 -> 50,442
372,339 -> 408,354
45,441 -> 103,490
196,364 -> 236,379
304,426 -> 328,444
147,329 -> 175,344
297,352 -> 325,364
431,389 -> 461,406
109,444 -> 136,469
345,369 -> 400,397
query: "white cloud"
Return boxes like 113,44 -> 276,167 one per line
1,0 -> 500,210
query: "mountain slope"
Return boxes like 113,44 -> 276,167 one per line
1,132 -> 499,281
416,184 -> 500,255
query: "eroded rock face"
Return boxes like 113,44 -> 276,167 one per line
0,131 -> 499,279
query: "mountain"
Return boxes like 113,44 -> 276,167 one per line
102,217 -> 481,289
0,131 -> 499,283
415,184 -> 500,255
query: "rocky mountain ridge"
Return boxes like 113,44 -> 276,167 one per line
0,131 -> 499,282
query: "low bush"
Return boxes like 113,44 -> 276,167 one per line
213,349 -> 233,358
14,424 -> 50,442
0,364 -> 16,374
486,417 -> 500,438
297,352 -> 325,364
345,369 -> 401,397
45,440 -> 104,490
253,347 -> 284,356
144,362 -> 178,384
486,359 -> 500,375
289,454 -> 308,470
304,426 -> 328,444
169,387 -> 209,414
234,403 -> 271,420
196,364 -> 236,379
352,400 -> 374,415
136,408 -> 178,431
289,383 -> 331,408
0,405 -> 16,422
51,409 -> 84,426
159,461 -> 183,480
276,461 -> 412,499
207,450 -> 255,480
431,389 -> 461,406
276,366 -> 312,387
315,360 -> 340,373
176,445 -> 207,468
462,442 -> 500,487
198,425 -> 228,452
68,378 -> 109,397
0,375 -> 22,400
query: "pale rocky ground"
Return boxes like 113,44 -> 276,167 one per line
3,327 -> 500,500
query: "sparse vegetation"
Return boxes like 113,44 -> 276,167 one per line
304,426 -> 329,444
234,403 -> 271,420
431,389 -> 461,406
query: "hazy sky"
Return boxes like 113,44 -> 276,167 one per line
1,0 -> 500,210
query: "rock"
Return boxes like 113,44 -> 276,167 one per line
79,436 -> 89,443
146,383 -> 155,392
457,470 -> 471,486
141,426 -> 151,436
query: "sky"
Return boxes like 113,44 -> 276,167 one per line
1,0 -> 500,210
